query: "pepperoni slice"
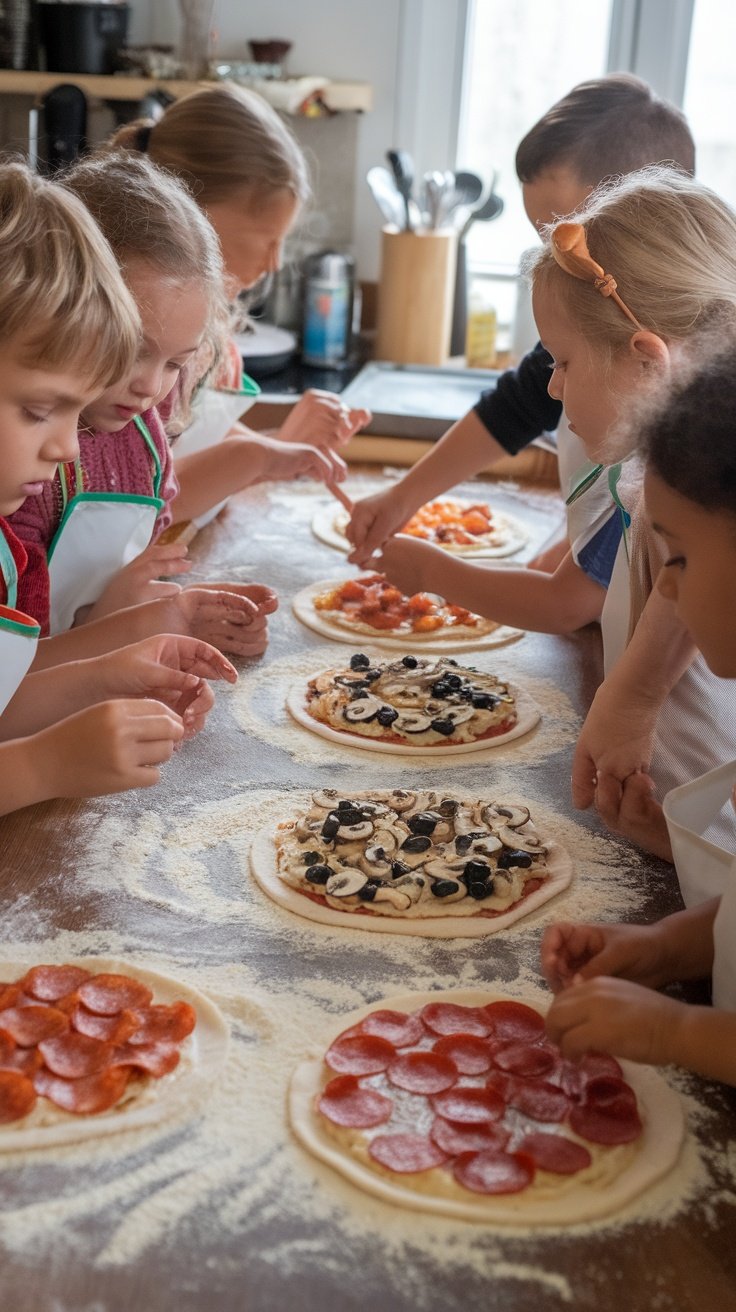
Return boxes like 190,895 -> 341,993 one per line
0,1070 -> 36,1123
432,1034 -> 493,1075
453,1148 -> 536,1195
317,1074 -> 393,1129
485,1069 -> 518,1102
77,974 -> 153,1016
583,1076 -> 638,1115
0,984 -> 21,1011
111,1043 -> 181,1077
326,1034 -> 396,1076
0,1028 -> 15,1063
128,1002 -> 196,1046
71,1004 -> 138,1044
0,1046 -> 42,1076
508,1079 -> 570,1123
430,1116 -> 510,1156
21,965 -> 92,1003
368,1133 -> 449,1174
517,1132 -> 592,1174
561,1052 -> 624,1098
34,1066 -> 130,1115
492,1041 -> 557,1077
360,1010 -> 425,1047
431,1085 -> 505,1123
0,1005 -> 69,1047
387,1050 -> 458,1094
38,1032 -> 112,1079
420,1003 -> 491,1038
569,1102 -> 642,1145
482,1000 -> 545,1043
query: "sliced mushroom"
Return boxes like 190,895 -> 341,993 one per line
312,788 -> 341,810
497,826 -> 546,854
453,804 -> 479,836
470,834 -> 503,857
325,868 -> 368,898
371,827 -> 399,854
392,874 -> 428,904
444,706 -> 475,726
387,789 -> 416,812
343,695 -> 383,724
312,672 -> 336,693
394,710 -> 432,733
373,885 -> 412,911
337,820 -> 374,842
482,803 -> 530,829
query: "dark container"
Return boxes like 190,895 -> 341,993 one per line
37,1 -> 129,75
0,0 -> 32,69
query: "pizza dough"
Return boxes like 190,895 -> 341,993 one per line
289,989 -> 686,1225
0,958 -> 229,1150
292,579 -> 523,653
287,654 -> 540,756
311,498 -> 528,558
249,790 -> 573,936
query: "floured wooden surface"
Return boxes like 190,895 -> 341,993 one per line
1,474 -> 734,1312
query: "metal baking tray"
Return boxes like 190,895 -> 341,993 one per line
338,362 -> 501,439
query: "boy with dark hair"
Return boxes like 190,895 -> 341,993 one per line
347,74 -> 696,575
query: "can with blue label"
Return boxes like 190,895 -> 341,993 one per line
302,250 -> 355,366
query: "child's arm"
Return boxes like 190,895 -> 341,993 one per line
374,535 -> 604,634
31,585 -> 272,669
171,433 -> 346,524
0,699 -> 186,815
572,585 -> 696,809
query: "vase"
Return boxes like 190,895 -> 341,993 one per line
178,0 -> 215,79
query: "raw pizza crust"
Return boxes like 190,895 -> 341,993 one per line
250,826 -> 572,937
292,580 -> 523,653
311,500 -> 529,559
0,957 -> 229,1151
286,681 -> 541,756
289,989 -> 686,1226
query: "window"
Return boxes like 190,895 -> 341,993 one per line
683,0 -> 736,206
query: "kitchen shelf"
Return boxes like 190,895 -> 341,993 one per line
0,69 -> 372,113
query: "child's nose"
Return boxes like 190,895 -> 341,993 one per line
131,361 -> 163,402
547,370 -> 563,402
45,417 -> 80,465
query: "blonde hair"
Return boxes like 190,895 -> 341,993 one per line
63,151 -> 230,424
0,159 -> 139,391
526,166 -> 736,355
110,83 -> 310,210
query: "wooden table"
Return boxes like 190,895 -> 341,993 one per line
1,472 -> 734,1312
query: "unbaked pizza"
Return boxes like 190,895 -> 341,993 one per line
292,574 -> 522,653
286,654 -> 540,754
250,789 -> 573,936
289,990 -> 685,1225
0,959 -> 228,1149
311,497 -> 528,559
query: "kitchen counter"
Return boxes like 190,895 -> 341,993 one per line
0,470 -> 734,1312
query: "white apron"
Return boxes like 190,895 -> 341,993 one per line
663,761 -> 736,1008
557,419 -> 614,550
173,374 -> 260,530
0,530 -> 40,715
47,415 -> 164,635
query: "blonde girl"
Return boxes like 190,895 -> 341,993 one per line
111,83 -> 370,466
0,161 -> 234,814
377,168 -> 736,851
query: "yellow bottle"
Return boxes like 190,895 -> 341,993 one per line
465,289 -> 497,369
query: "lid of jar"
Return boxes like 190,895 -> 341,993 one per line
302,250 -> 355,279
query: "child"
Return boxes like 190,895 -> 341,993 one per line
0,161 -> 235,814
110,82 -> 371,467
9,153 -> 341,651
542,351 -> 736,1086
374,168 -> 736,845
346,74 -> 694,572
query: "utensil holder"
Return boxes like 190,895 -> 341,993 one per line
375,227 -> 457,366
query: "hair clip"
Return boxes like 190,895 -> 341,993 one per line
551,222 -> 643,330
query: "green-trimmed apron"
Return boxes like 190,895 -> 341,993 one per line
0,529 -> 41,713
47,416 -> 164,635
566,460 -> 631,675
172,373 -> 260,529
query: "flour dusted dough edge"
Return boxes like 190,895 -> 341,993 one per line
286,680 -> 541,756
292,580 -> 523,653
289,988 -> 686,1227
249,824 -> 572,938
0,957 -> 229,1151
310,501 -> 529,559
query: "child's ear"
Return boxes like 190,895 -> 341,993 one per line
629,330 -> 670,369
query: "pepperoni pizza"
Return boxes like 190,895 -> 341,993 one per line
311,497 -> 528,559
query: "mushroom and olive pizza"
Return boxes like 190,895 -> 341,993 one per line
0,959 -> 228,1148
286,653 -> 540,754
289,990 -> 685,1224
250,789 -> 572,936
312,497 -> 528,559
292,575 -> 522,653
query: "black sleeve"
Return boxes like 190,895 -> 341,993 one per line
473,340 -> 562,456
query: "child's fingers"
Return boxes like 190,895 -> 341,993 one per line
594,770 -> 625,827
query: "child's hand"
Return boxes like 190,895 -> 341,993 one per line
545,976 -> 686,1066
79,543 -> 193,623
277,389 -> 371,451
373,534 -> 448,599
191,580 -> 279,615
97,634 -> 237,735
541,920 -> 671,993
346,487 -> 416,566
595,770 -> 674,862
37,699 -> 186,797
256,435 -> 347,491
